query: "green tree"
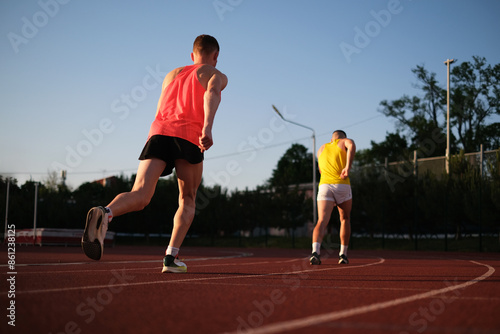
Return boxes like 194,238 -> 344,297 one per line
356,131 -> 410,165
265,143 -> 317,231
451,56 -> 500,151
376,56 -> 499,162
379,66 -> 448,157
267,143 -> 318,189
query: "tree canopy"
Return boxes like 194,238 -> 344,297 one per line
369,56 -> 499,164
267,143 -> 316,189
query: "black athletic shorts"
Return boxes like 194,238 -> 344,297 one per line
138,135 -> 204,176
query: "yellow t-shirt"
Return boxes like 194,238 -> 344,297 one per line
318,139 -> 350,186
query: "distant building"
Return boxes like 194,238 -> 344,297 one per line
93,176 -> 119,188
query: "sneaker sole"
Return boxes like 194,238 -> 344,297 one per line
81,207 -> 104,261
309,258 -> 321,265
161,266 -> 187,273
82,240 -> 102,261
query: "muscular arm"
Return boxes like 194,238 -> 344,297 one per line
199,71 -> 228,152
340,139 -> 356,179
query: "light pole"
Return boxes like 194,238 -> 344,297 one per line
272,105 -> 317,224
33,182 -> 39,245
444,58 -> 455,174
3,178 -> 10,243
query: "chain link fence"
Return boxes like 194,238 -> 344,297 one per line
351,148 -> 500,252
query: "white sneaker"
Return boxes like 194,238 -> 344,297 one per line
338,254 -> 349,264
162,255 -> 187,273
81,207 -> 109,260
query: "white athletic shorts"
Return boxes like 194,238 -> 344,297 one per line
317,183 -> 352,205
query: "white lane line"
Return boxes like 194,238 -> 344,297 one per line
0,251 -> 254,276
12,257 -> 385,295
220,260 -> 495,334
7,258 -> 297,275
184,281 -> 431,292
0,251 -> 254,268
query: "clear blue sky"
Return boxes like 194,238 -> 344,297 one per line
1,0 -> 499,191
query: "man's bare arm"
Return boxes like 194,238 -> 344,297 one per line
340,139 -> 356,179
199,72 -> 228,152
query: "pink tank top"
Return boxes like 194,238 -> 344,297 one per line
147,64 -> 206,146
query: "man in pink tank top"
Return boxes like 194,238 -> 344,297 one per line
82,35 -> 228,273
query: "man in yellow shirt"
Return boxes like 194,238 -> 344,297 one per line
310,130 -> 356,265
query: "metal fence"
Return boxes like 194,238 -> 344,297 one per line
355,148 -> 499,180
350,147 -> 499,252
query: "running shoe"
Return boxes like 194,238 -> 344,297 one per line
309,252 -> 321,265
338,254 -> 349,264
81,207 -> 108,261
162,255 -> 187,273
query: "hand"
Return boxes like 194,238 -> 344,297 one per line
198,128 -> 213,153
340,167 -> 349,179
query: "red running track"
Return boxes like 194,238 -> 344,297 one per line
1,245 -> 500,334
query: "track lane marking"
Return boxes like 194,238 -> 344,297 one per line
4,255 -> 371,275
11,257 -> 385,295
2,257 -> 315,275
0,251 -> 254,268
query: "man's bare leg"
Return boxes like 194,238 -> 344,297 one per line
313,200 -> 336,245
83,158 -> 165,261
337,199 -> 352,246
106,159 -> 166,217
168,159 -> 203,249
337,198 -> 352,263
311,200 -> 335,264
161,159 -> 202,273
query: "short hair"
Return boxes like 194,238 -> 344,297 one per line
193,35 -> 220,56
333,130 -> 347,138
